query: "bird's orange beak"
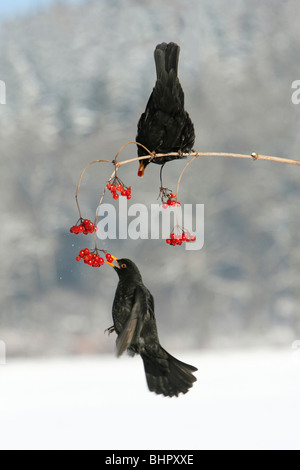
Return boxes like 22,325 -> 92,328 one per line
138,161 -> 146,178
105,255 -> 120,269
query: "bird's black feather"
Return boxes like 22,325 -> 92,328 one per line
109,259 -> 197,397
136,42 -> 195,174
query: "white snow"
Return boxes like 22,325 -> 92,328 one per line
0,349 -> 299,450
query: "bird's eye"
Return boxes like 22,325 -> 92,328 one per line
121,264 -> 127,269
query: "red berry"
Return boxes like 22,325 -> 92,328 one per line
191,236 -> 196,242
169,193 -> 176,199
167,199 -> 172,206
116,184 -> 123,192
107,183 -> 112,190
166,239 -> 171,244
110,184 -> 116,192
163,203 -> 169,209
170,233 -> 176,240
127,195 -> 131,200
121,190 -> 127,197
113,192 -> 119,200
125,189 -> 131,196
170,201 -> 176,207
77,250 -> 105,268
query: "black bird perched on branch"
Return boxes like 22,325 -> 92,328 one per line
105,257 -> 197,397
137,42 -> 195,178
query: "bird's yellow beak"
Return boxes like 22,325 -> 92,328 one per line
138,161 -> 146,177
105,255 -> 120,269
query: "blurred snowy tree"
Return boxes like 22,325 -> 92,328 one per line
0,0 -> 300,355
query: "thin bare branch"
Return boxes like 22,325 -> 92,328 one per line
119,149 -> 300,167
75,159 -> 112,218
114,141 -> 154,162
74,142 -> 300,245
176,155 -> 198,200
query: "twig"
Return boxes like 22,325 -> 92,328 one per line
75,159 -> 112,219
93,168 -> 117,249
119,150 -> 300,167
176,155 -> 198,200
114,141 -> 154,162
74,142 -> 300,243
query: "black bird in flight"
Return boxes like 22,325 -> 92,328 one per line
105,257 -> 197,397
137,42 -> 195,178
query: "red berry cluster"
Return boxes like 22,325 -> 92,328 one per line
166,231 -> 196,246
105,253 -> 114,264
107,181 -> 132,200
162,193 -> 181,209
70,219 -> 97,235
76,248 -> 104,267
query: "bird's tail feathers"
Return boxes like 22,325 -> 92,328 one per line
142,346 -> 197,397
154,42 -> 180,79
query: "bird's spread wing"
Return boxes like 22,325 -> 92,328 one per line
116,285 -> 148,357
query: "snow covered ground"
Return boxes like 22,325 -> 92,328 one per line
0,349 -> 299,450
